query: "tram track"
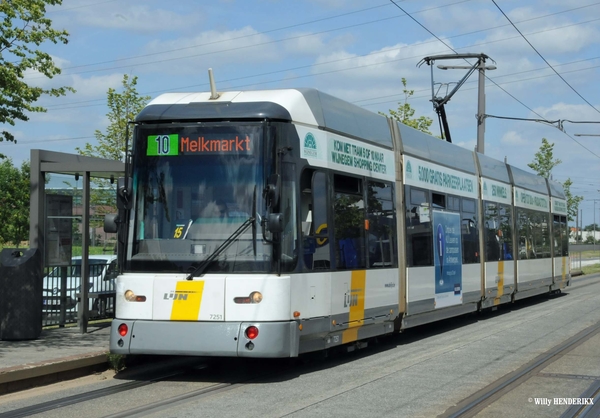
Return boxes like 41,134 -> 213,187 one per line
2,276 -> 599,418
0,356 -> 302,418
0,359 -> 210,418
440,320 -> 600,418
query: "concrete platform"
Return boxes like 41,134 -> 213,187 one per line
0,322 -> 111,394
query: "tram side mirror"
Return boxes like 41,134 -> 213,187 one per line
117,177 -> 133,210
267,213 -> 283,233
104,213 -> 119,233
264,174 -> 280,207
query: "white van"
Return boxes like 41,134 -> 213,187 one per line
42,255 -> 118,315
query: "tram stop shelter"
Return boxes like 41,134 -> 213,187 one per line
29,149 -> 124,333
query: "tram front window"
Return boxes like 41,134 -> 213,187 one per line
129,123 -> 272,273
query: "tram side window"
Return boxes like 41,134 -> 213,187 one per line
553,215 -> 569,257
534,211 -> 551,259
553,215 -> 561,257
517,208 -> 550,259
461,198 -> 479,264
484,202 -> 513,262
334,175 -> 365,270
499,204 -> 513,260
406,187 -> 432,267
367,181 -> 397,268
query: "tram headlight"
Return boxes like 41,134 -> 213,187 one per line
124,290 -> 146,302
234,291 -> 263,304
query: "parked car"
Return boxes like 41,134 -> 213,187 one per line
42,255 -> 118,316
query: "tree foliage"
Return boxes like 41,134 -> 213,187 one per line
562,178 -> 583,223
0,159 -> 30,245
0,0 -> 73,155
528,137 -> 582,222
381,78 -> 433,134
527,138 -> 561,179
76,74 -> 150,161
75,74 -> 150,226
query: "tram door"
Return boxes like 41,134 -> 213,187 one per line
301,170 -> 332,271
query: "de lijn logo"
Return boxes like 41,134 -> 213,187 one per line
405,160 -> 413,180
303,132 -> 318,158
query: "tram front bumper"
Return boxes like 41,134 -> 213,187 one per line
109,319 -> 299,358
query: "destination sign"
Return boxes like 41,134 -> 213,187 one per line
146,134 -> 253,156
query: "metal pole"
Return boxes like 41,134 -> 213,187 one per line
79,172 -> 90,333
477,58 -> 486,154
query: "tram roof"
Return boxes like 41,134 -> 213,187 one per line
476,152 -> 511,184
136,88 -> 394,148
508,164 -> 549,195
398,122 -> 478,175
547,179 -> 566,199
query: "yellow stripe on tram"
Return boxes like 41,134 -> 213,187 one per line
494,260 -> 504,306
342,270 -> 366,344
170,281 -> 205,321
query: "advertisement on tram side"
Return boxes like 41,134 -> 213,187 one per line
433,210 -> 463,309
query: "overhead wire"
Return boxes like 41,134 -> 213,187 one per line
491,0 -> 600,116
16,2 -> 600,151
28,0 -> 594,80
42,15 -> 600,110
387,0 -> 600,160
49,2 -> 395,72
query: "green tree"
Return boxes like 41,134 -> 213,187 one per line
0,159 -> 30,246
76,74 -> 150,161
562,178 -> 583,222
381,78 -> 433,134
75,74 -> 150,227
0,0 -> 73,156
527,138 -> 561,179
528,138 -> 582,222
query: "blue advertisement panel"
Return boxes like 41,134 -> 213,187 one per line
433,210 -> 462,308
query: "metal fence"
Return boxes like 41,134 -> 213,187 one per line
42,260 -> 116,327
569,244 -> 600,274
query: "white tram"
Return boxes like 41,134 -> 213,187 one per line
106,88 -> 570,357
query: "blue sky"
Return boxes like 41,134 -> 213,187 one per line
4,0 -> 600,226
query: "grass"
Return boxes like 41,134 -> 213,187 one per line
577,250 -> 600,259
582,264 -> 600,275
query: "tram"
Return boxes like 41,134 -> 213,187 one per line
105,87 -> 570,357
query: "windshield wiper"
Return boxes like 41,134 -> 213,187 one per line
185,216 -> 255,280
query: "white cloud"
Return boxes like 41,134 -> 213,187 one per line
58,4 -> 202,34
70,73 -> 124,98
533,102 -> 600,122
140,27 -> 280,76
500,130 -> 528,145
